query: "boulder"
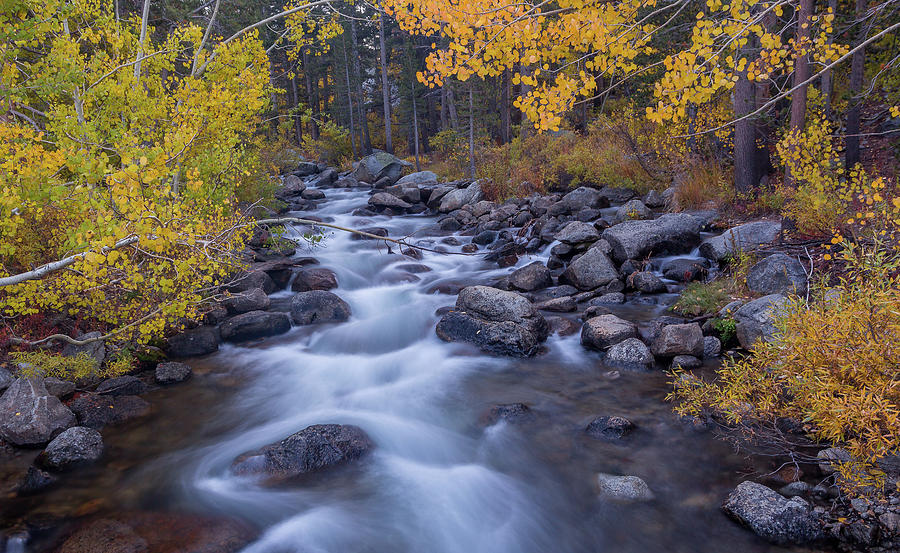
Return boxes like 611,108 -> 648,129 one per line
615,199 -> 652,222
277,175 -> 305,199
166,326 -> 219,357
671,355 -> 702,369
605,338 -> 654,369
601,214 -> 701,263
560,187 -> 608,210
69,394 -> 150,429
425,185 -> 455,210
227,270 -> 276,294
651,323 -> 704,357
385,185 -> 421,203
439,181 -> 482,212
39,426 -> 103,470
722,481 -> 822,545
585,415 -> 634,440
508,262 -> 553,292
295,161 -> 319,176
368,192 -> 412,211
220,311 -> 291,342
43,377 -> 76,398
596,473 -> 655,501
598,187 -> 637,204
221,288 -> 270,315
0,378 -> 76,447
232,424 -> 372,481
734,294 -> 788,349
300,188 -> 325,201
661,258 -> 709,282
290,290 -> 352,325
699,221 -> 782,261
96,376 -> 146,397
628,271 -> 667,293
555,221 -> 600,245
435,286 -> 549,357
534,296 -> 576,312
155,362 -> 192,385
559,248 -> 619,291
19,465 -> 59,494
746,253 -> 808,296
396,170 -> 438,186
61,331 -> 106,368
351,151 -> 411,184
643,189 -> 666,208
703,336 -> 722,358
0,367 -> 13,392
581,315 -> 637,351
816,447 -> 852,474
290,268 -> 338,292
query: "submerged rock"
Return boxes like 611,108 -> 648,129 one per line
166,326 -> 219,357
484,403 -> 535,425
155,362 -> 192,385
596,473 -> 655,501
435,286 -> 549,356
722,481 -> 822,545
232,424 -> 372,481
0,378 -> 76,447
69,394 -> 150,429
585,415 -> 634,440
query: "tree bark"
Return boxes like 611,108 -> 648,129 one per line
411,77 -> 420,170
291,74 -> 302,144
445,82 -> 459,131
379,12 -> 393,153
342,37 -> 357,158
822,0 -> 838,118
733,71 -> 762,193
350,15 -> 371,155
468,85 -> 476,179
500,69 -> 510,143
845,0 -> 868,169
786,0 -> 814,185
303,48 -> 319,140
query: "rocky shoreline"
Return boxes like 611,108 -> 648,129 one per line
1,150 -> 898,552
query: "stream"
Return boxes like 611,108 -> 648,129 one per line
1,183 -> 808,553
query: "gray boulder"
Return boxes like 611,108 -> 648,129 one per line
220,311 -> 291,342
734,294 -> 789,349
155,362 -> 192,385
290,290 -> 352,325
560,248 -> 619,291
96,376 -> 146,397
746,254 -> 808,296
508,262 -> 553,292
368,192 -> 412,211
596,473 -> 655,501
615,199 -> 652,222
0,378 -> 75,446
699,221 -> 782,261
39,426 -> 103,470
560,187 -> 608,210
555,221 -> 600,245
425,185 -> 455,210
601,214 -> 701,263
703,336 -> 722,358
69,394 -> 150,429
0,367 -> 13,391
291,267 -> 338,292
439,181 -> 483,212
722,481 -> 822,545
396,171 -> 438,186
662,258 -> 709,282
61,331 -> 106,368
166,326 -> 219,357
605,337 -> 654,369
581,314 -> 637,351
232,424 -> 372,481
222,288 -> 270,315
351,151 -> 411,184
43,377 -> 76,398
628,271 -> 667,293
436,286 -> 549,356
295,161 -> 319,176
651,323 -> 704,357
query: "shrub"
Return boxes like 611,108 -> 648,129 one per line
671,240 -> 900,493
14,350 -> 130,381
301,119 -> 352,166
672,159 -> 733,210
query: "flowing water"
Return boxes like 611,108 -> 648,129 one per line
1,184 -> 812,553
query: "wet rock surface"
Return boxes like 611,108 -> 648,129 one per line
723,481 -> 823,545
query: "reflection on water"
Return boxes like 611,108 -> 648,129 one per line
1,185 -> 803,553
